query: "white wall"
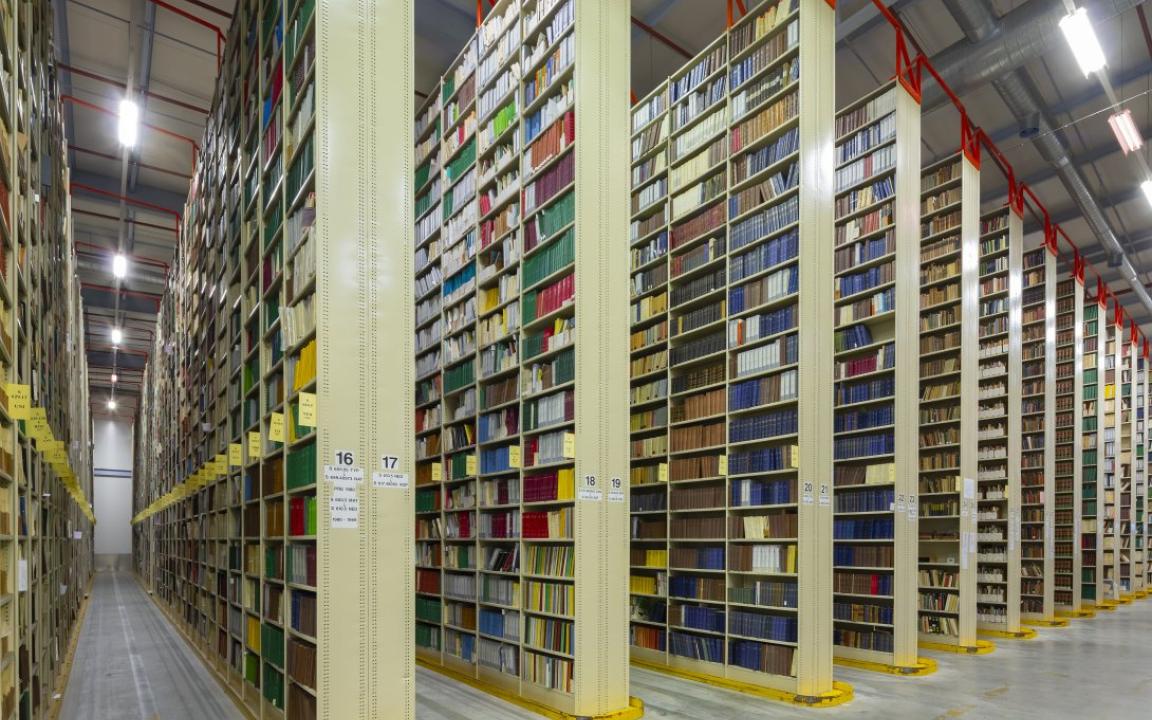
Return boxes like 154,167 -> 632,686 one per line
93,418 -> 134,556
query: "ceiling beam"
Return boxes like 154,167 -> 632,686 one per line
70,170 -> 186,213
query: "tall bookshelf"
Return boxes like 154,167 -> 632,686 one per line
1019,246 -> 1057,623
1053,274 -> 1083,615
622,0 -> 844,701
1118,333 -> 1135,599
2,1 -> 98,717
830,80 -> 928,673
914,154 -> 979,650
973,208 -> 1025,635
407,0 -> 634,715
1080,289 -> 1104,609
1100,302 -> 1120,603
133,0 -> 420,717
1133,352 -> 1146,595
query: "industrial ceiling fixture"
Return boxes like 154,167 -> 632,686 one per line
117,98 -> 139,148
110,327 -> 123,345
112,252 -> 128,279
1059,7 -> 1107,76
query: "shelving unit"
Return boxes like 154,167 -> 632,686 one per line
830,79 -> 929,673
622,0 -> 845,700
133,1 -> 421,717
1117,332 -> 1135,599
1100,302 -> 1120,603
1053,274 -> 1084,615
1,1 -> 97,717
1019,246 -> 1058,624
1080,290 -> 1104,609
1133,352 -> 1146,595
914,154 -> 979,651
974,208 -> 1025,636
407,0 -> 634,715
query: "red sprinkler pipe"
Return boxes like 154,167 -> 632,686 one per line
62,95 -> 201,171
57,63 -> 209,115
146,0 -> 226,71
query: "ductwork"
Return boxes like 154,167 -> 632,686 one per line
924,0 -> 1146,112
939,0 -> 1152,317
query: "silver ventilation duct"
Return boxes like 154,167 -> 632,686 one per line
924,0 -> 1146,112
938,0 -> 1152,316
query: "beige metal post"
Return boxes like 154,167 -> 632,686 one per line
314,1 -> 415,717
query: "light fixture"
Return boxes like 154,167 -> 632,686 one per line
107,399 -> 117,410
118,98 -> 140,148
1108,109 -> 1144,154
111,327 -> 123,345
110,373 -> 118,384
1141,179 -> 1152,208
112,252 -> 128,278
1059,7 -> 1107,76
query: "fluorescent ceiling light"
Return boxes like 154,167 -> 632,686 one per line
118,99 -> 139,148
1141,180 -> 1152,208
112,253 -> 128,278
110,373 -> 118,384
107,399 -> 117,410
111,327 -> 123,345
1059,8 -> 1107,76
1108,109 -> 1143,154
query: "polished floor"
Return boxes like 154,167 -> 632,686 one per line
61,570 -> 1152,719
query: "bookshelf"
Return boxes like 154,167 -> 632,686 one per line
1019,246 -> 1058,624
1133,352 -> 1146,595
408,0 -> 635,716
3,1 -> 98,717
622,0 -> 847,701
1080,290 -> 1104,609
973,208 -> 1025,636
1100,302 -> 1120,603
1053,273 -> 1084,615
133,1 -> 417,718
830,79 -> 930,673
1118,334 -> 1135,599
914,154 -> 979,651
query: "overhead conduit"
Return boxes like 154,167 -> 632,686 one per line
938,0 -> 1152,318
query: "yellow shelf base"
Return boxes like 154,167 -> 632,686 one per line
1133,589 -> 1149,599
978,627 -> 1038,640
1056,608 -> 1096,619
833,655 -> 937,676
630,657 -> 854,707
1087,600 -> 1118,611
918,639 -> 996,655
1022,618 -> 1070,628
417,658 -> 644,719
1116,594 -> 1134,605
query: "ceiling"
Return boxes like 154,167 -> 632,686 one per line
55,0 -> 1152,420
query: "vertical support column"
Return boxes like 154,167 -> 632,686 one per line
571,0 -> 631,715
794,0 -> 835,699
314,2 -> 414,718
1004,210 -> 1024,631
1041,250 -> 1057,620
1070,283 -> 1085,611
956,157 -> 980,647
892,83 -> 922,668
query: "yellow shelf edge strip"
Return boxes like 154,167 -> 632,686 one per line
918,639 -> 996,655
833,655 -> 937,676
629,657 -> 853,707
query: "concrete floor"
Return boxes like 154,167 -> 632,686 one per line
60,570 -> 1152,719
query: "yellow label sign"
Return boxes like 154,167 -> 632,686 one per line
216,454 -> 228,474
6,384 -> 30,419
30,407 -> 46,421
562,432 -> 576,459
248,431 -> 261,459
658,462 -> 669,483
229,443 -> 242,466
431,462 -> 443,482
298,392 -> 317,427
269,412 -> 285,442
717,454 -> 728,476
508,445 -> 521,469
28,416 -> 50,441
